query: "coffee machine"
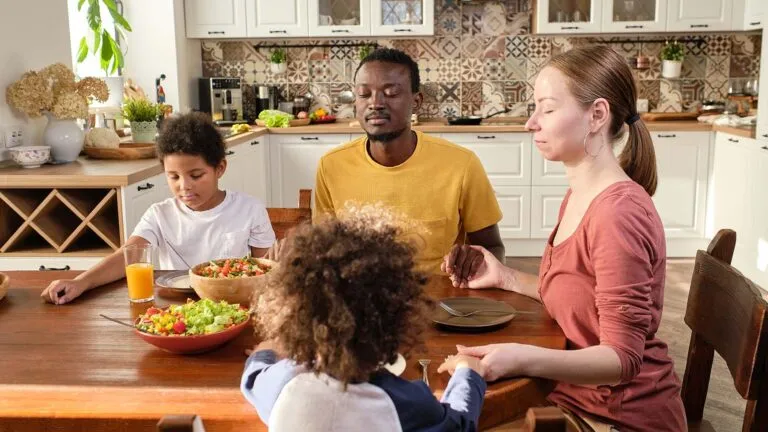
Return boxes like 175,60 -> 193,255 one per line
198,78 -> 247,125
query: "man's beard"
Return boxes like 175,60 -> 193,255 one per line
366,127 -> 407,143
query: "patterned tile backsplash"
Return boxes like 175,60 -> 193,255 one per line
201,0 -> 761,118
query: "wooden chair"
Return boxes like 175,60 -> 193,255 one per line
522,407 -> 568,431
681,229 -> 768,432
267,189 -> 312,240
156,415 -> 205,431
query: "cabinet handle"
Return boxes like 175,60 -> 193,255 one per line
476,135 -> 496,139
250,140 -> 260,146
226,150 -> 235,156
657,134 -> 677,138
332,29 -> 350,33
269,30 -> 287,34
207,31 -> 225,35
749,21 -> 761,26
727,138 -> 740,143
393,28 -> 413,32
625,25 -> 644,29
761,146 -> 768,151
690,24 -> 709,28
561,26 -> 580,30
39,265 -> 70,271
300,136 -> 319,141
137,183 -> 155,191
762,134 -> 768,138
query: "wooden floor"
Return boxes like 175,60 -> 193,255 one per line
487,258 -> 744,432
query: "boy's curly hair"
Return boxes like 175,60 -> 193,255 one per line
254,206 -> 433,385
156,112 -> 226,167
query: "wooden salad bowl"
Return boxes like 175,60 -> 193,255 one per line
188,257 -> 276,306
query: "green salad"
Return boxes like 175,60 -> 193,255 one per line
135,298 -> 249,336
258,109 -> 294,128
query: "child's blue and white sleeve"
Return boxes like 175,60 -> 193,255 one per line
240,350 -> 304,422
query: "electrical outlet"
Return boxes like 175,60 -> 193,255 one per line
5,126 -> 23,147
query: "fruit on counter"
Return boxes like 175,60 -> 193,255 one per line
258,109 -> 294,128
84,127 -> 120,149
230,123 -> 250,134
296,111 -> 308,119
309,108 -> 336,122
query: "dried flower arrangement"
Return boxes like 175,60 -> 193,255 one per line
5,63 -> 109,120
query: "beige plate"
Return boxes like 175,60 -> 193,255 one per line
155,270 -> 194,293
432,297 -> 516,329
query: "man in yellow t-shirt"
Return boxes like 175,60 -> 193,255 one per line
314,48 -> 504,277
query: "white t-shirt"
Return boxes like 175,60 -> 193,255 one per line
132,190 -> 276,270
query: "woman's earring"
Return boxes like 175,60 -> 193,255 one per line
583,131 -> 603,157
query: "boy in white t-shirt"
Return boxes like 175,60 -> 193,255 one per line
42,112 -> 276,305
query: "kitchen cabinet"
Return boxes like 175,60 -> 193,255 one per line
652,131 -> 711,238
530,186 -> 569,239
601,0 -> 667,32
744,0 -> 766,29
494,186 -> 531,239
666,0 -> 733,32
531,150 -> 567,186
535,0 -> 603,34
220,137 -> 270,203
121,173 -> 173,241
709,133 -> 767,288
308,0 -> 371,37
757,29 -> 768,141
269,134 -> 350,207
441,133 -> 532,186
184,0 -> 247,38
370,0 -> 434,36
245,0 -> 309,37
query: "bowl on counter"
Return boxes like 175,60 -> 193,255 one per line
189,257 -> 276,305
8,146 -> 51,168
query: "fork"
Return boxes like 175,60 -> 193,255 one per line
439,301 -> 535,318
418,359 -> 431,386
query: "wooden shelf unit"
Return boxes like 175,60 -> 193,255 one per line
0,188 -> 122,256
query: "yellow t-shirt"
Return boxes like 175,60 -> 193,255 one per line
313,131 -> 502,273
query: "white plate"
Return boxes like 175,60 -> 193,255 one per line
155,270 -> 194,292
382,353 -> 406,376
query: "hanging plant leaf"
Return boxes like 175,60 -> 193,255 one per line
77,37 -> 89,63
92,28 -> 101,55
86,0 -> 101,30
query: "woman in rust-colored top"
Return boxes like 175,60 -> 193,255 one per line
438,46 -> 686,431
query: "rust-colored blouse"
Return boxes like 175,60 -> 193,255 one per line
538,181 -> 686,431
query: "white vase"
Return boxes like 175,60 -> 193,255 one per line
270,62 -> 287,75
43,112 -> 85,163
661,60 -> 682,79
131,121 -> 158,143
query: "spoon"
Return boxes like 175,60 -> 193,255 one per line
418,358 -> 431,386
99,313 -> 135,329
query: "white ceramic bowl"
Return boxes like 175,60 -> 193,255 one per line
9,146 -> 51,168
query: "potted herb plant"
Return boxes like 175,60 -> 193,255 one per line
270,48 -> 287,75
660,40 -> 684,79
358,45 -> 372,61
122,98 -> 161,142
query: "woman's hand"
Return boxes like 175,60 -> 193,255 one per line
40,279 -> 90,305
442,245 -> 507,290
455,343 -> 533,382
437,354 -> 486,377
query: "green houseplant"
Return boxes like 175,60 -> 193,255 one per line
660,40 -> 684,79
358,45 -> 372,61
75,0 -> 132,75
122,98 -> 161,142
270,48 -> 287,75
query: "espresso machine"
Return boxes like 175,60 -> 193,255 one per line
198,77 -> 247,125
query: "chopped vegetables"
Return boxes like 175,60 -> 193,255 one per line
258,109 -> 294,128
135,298 -> 248,336
195,256 -> 272,279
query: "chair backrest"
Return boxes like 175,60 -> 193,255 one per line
267,189 -> 312,240
156,415 -> 205,432
269,372 -> 403,432
681,229 -> 768,431
523,407 -> 567,432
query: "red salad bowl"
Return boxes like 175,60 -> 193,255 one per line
135,318 -> 251,354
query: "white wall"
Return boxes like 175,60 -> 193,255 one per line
0,1 -> 73,160
123,0 -> 201,113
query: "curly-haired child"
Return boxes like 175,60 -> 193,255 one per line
240,208 -> 487,431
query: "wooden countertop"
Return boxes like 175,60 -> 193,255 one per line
0,120 -> 756,187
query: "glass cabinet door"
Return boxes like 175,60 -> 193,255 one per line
309,0 -> 370,36
602,0 -> 665,32
371,0 -> 434,36
535,0 -> 602,33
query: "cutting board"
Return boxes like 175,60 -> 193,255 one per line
640,112 -> 700,122
83,143 -> 156,160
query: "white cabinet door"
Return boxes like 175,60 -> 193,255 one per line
220,145 -> 247,194
493,186 -> 531,239
241,136 -> 270,203
531,148 -> 567,186
744,0 -> 766,29
530,186 -> 568,239
371,0 -> 434,36
535,0 -> 603,34
757,29 -> 768,141
667,0 -> 733,31
245,0 -> 309,37
270,134 -> 349,207
441,133 -> 532,186
184,0 -> 247,38
652,131 -> 710,238
308,0 -> 371,36
121,173 -> 172,240
749,145 -> 768,288
602,0 -> 667,33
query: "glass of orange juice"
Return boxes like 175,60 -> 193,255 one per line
124,244 -> 155,303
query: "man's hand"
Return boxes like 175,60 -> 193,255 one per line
41,279 -> 90,305
442,244 -> 485,287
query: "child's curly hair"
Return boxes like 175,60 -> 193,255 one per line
254,206 -> 433,385
156,112 -> 226,167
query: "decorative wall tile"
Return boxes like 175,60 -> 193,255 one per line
482,36 -> 507,58
635,56 -> 661,80
636,80 -> 660,110
505,56 -> 527,81
436,9 -> 461,35
658,80 -> 683,112
415,39 -> 444,60
681,79 -> 705,110
419,103 -> 440,118
704,77 -> 729,101
437,0 -> 460,13
419,59 -> 441,82
461,58 -> 484,81
729,55 -> 760,78
288,83 -> 310,101
705,35 -> 731,56
461,36 -> 489,58
550,37 -> 573,56
308,47 -> 327,60
506,36 -> 529,58
730,34 -> 759,56
286,61 -> 309,83
437,59 -> 461,81
309,60 -> 331,82
684,40 -> 707,56
435,36 -> 461,59
461,102 -> 481,116
391,40 -> 421,60
503,81 -> 528,105
438,82 -> 461,103
202,61 -> 223,78
681,56 -> 706,79
461,81 -> 482,105
439,103 -> 461,118
202,42 -> 223,62
422,82 -> 440,104
328,60 -> 348,82
481,82 -> 506,116
528,37 -> 552,58
330,46 -> 355,60
461,4 -> 484,36
222,43 -> 247,62
706,55 -> 730,82
243,60 -> 268,83
481,2 -> 507,36
483,59 -> 505,81
526,57 -> 548,84
309,83 -> 332,112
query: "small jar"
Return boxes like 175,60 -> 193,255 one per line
293,97 -> 309,116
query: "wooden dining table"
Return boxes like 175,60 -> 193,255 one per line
0,271 -> 565,432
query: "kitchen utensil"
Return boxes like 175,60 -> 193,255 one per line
100,314 -> 135,329
439,301 -> 534,317
337,90 -> 355,104
446,108 -> 510,126
418,359 -> 431,386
